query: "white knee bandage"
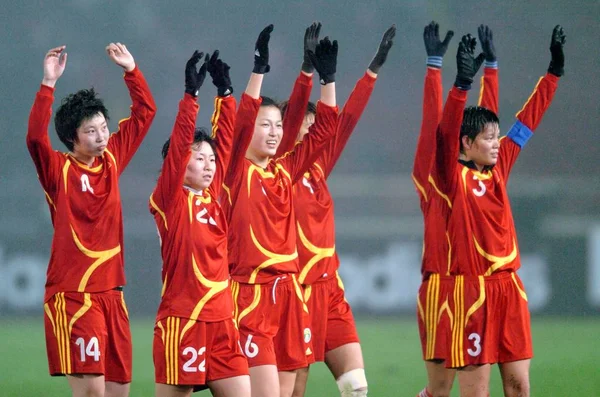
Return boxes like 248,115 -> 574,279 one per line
337,368 -> 368,397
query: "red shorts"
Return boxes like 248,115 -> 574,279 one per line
44,289 -> 132,383
417,274 -> 454,361
303,272 -> 359,362
447,272 -> 532,368
231,275 -> 313,371
153,316 -> 248,387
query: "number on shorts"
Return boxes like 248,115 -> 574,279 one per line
244,334 -> 259,358
467,332 -> 482,357
182,346 -> 206,372
75,337 -> 100,362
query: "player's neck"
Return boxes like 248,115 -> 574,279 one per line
245,152 -> 270,168
69,151 -> 96,167
459,153 -> 485,172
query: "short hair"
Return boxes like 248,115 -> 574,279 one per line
161,127 -> 216,160
280,100 -> 317,118
259,96 -> 282,118
460,106 -> 499,152
54,88 -> 109,151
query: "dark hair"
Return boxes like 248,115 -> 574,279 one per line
460,106 -> 499,152
260,96 -> 282,118
54,88 -> 109,151
280,100 -> 317,118
161,127 -> 216,160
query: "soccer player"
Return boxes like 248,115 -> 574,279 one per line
149,51 -> 250,397
413,22 -> 499,397
430,26 -> 565,396
222,25 -> 339,397
275,25 -> 396,397
26,43 -> 156,397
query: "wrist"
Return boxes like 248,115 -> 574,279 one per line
426,56 -> 443,69
123,63 -> 136,73
484,60 -> 498,68
42,78 -> 57,88
454,76 -> 473,90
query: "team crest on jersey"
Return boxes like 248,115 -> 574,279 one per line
303,327 -> 312,343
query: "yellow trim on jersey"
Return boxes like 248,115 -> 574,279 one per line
425,274 -> 440,360
237,284 -> 261,325
303,284 -> 312,303
187,192 -> 194,224
428,175 -> 452,208
54,293 -> 71,373
446,232 -> 452,276
179,255 -> 229,342
222,183 -> 232,206
464,276 -> 485,327
248,225 -> 298,283
120,292 -> 129,318
412,174 -> 428,201
247,164 -> 292,198
211,97 -> 223,137
461,167 -> 469,194
161,274 -> 168,298
451,276 -> 465,368
71,226 -> 122,291
150,194 -> 168,230
275,163 -> 292,182
335,271 -> 345,291
473,237 -> 518,276
471,170 -> 493,180
62,160 -> 71,193
43,189 -> 56,211
516,76 -> 544,118
104,149 -> 118,174
231,280 -> 240,324
477,74 -> 485,106
165,316 -> 181,385
44,303 -> 57,338
438,298 -> 453,330
313,162 -> 325,179
157,320 -> 165,344
511,273 -> 528,301
291,274 -> 309,313
67,153 -> 103,173
69,293 -> 92,336
297,223 -> 335,284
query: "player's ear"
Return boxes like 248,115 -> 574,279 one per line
461,135 -> 472,151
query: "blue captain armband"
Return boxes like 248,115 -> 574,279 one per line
506,120 -> 533,148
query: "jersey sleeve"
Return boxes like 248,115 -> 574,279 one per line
277,101 -> 338,184
478,65 -> 499,114
322,72 -> 376,178
151,94 -> 198,211
26,85 -> 62,199
412,67 -> 442,201
209,95 -> 237,198
223,93 -> 262,196
276,72 -> 313,157
497,73 -> 559,180
106,66 -> 157,174
431,86 -> 468,197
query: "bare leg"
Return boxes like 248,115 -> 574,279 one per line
457,364 -> 491,397
291,366 -> 309,397
423,360 -> 456,397
66,374 -> 105,397
278,370 -> 298,397
499,359 -> 530,397
209,375 -> 252,397
154,383 -> 193,397
105,381 -> 130,397
249,365 -> 280,397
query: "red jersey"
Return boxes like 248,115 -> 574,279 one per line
222,94 -> 339,284
432,74 -> 559,276
413,67 -> 499,279
278,72 -> 377,284
26,67 -> 156,302
150,94 -> 236,323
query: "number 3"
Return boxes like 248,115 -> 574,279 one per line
467,332 -> 482,357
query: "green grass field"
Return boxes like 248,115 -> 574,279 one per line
0,317 -> 598,396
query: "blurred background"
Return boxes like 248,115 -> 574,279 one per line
1,0 -> 599,395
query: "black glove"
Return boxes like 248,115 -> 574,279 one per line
302,22 -> 321,74
307,37 -> 338,85
478,24 -> 496,63
548,25 -> 566,77
423,21 -> 454,68
368,24 -> 396,74
253,24 -> 273,74
206,50 -> 233,97
454,34 -> 485,90
185,51 -> 207,97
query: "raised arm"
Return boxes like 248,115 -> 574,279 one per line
152,51 -> 206,209
477,24 -> 499,114
26,46 -> 68,196
277,22 -> 321,157
432,34 -> 483,194
412,22 -> 453,197
206,50 -> 237,194
497,25 -> 564,179
104,42 -> 157,174
279,37 -> 338,183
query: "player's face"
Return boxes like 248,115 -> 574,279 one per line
296,113 -> 315,142
247,105 -> 283,162
73,113 -> 110,161
467,123 -> 500,167
184,141 -> 216,191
